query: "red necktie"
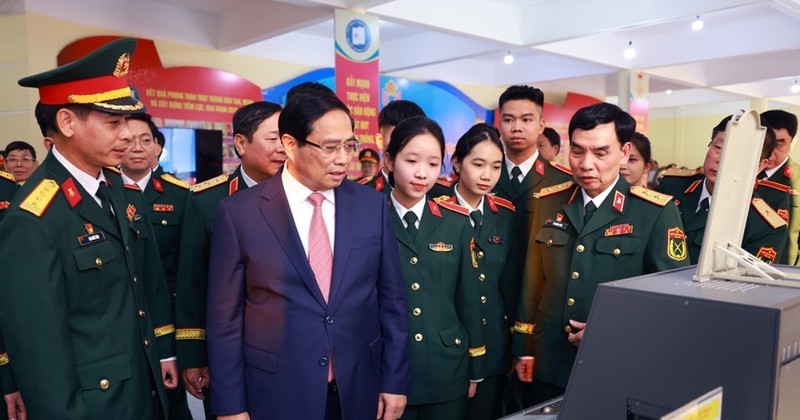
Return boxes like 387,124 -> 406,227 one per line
307,192 -> 334,381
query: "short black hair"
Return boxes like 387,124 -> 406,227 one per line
761,110 -> 798,138
4,141 -> 36,160
34,102 -> 90,137
630,132 -> 652,164
386,116 -> 445,162
233,101 -> 282,140
711,115 -> 732,141
541,127 -> 560,148
451,123 -> 504,176
279,88 -> 352,148
285,82 -> 336,104
498,85 -> 544,110
378,100 -> 426,129
568,102 -> 635,145
128,112 -> 159,139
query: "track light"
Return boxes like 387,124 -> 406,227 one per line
692,16 -> 704,31
623,41 -> 636,60
503,51 -> 514,65
791,80 -> 800,94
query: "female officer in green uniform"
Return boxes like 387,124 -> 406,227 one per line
384,116 -> 486,420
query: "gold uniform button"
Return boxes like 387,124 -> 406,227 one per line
414,333 -> 423,342
95,258 -> 102,267
571,272 -> 580,280
479,273 -> 486,281
161,220 -> 168,226
482,318 -> 488,325
567,298 -> 575,306
138,310 -> 145,318
144,339 -> 150,347
576,244 -> 585,252
133,276 -> 139,285
412,308 -> 421,316
546,239 -> 553,246
410,257 -> 418,265
125,245 -> 131,254
480,296 -> 487,304
564,325 -> 572,333
613,248 -> 621,256
411,282 -> 420,291
455,338 -> 462,345
477,251 -> 484,258
99,379 -> 110,390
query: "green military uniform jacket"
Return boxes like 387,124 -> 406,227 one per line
442,193 -> 518,378
0,171 -> 17,223
0,154 -> 174,418
493,156 -> 572,321
762,159 -> 800,264
175,166 -> 247,369
392,198 -> 485,405
142,167 -> 191,298
0,171 -> 18,417
513,177 -> 689,388
658,173 -> 788,264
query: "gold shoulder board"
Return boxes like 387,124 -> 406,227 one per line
190,174 -> 228,193
20,179 -> 60,217
752,198 -> 788,229
629,186 -> 672,207
161,173 -> 189,190
0,171 -> 15,182
534,181 -> 574,199
661,168 -> 696,178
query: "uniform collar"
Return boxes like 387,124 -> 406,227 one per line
453,182 -> 484,215
390,192 -> 425,228
121,169 -> 152,191
505,150 -> 539,180
580,174 -> 619,209
764,156 -> 789,179
51,145 -> 106,197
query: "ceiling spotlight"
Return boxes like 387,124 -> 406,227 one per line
503,51 -> 514,65
692,16 -> 704,31
791,80 -> 800,94
623,41 -> 636,60
666,89 -> 673,95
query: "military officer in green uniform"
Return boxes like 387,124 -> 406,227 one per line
175,101 -> 284,415
760,110 -> 800,265
120,112 -> 192,419
356,148 -> 379,182
0,37 -> 177,418
658,115 -> 788,264
513,103 -> 690,404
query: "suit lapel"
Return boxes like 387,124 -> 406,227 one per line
259,176 -> 328,308
328,183 -> 354,305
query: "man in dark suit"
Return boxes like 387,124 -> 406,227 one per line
0,37 -> 177,419
206,87 -> 410,419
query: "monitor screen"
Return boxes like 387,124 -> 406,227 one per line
160,128 -> 197,180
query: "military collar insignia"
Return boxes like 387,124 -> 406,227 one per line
375,177 -> 384,191
427,200 -> 442,218
784,164 -> 793,178
153,178 -> 164,193
228,177 -> 239,196
684,179 -> 702,194
429,242 -> 453,252
605,224 -> 633,236
0,201 -> 9,210
61,177 -> 82,209
535,160 -> 545,176
612,191 -> 625,213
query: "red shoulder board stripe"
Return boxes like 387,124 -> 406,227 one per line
435,178 -> 452,187
375,177 -> 385,191
550,161 -> 573,175
61,178 -> 82,209
152,178 -> 164,193
357,177 -> 372,185
228,177 -> 239,196
437,200 -> 470,217
488,195 -> 515,212
487,196 -> 498,213
684,179 -> 702,194
757,179 -> 792,193
427,200 -> 442,218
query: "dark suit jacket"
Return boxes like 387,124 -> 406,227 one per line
206,175 -> 410,419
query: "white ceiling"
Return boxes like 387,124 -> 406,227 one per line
7,0 -> 800,108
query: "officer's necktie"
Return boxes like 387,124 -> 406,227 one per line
470,210 -> 483,231
757,170 -> 768,180
697,197 -> 710,214
583,201 -> 597,225
96,181 -> 114,221
307,192 -> 334,381
403,212 -> 418,241
510,166 -> 522,187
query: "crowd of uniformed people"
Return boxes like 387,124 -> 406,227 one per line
0,37 -> 797,420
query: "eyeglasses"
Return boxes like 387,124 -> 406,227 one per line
6,157 -> 36,165
304,139 -> 360,156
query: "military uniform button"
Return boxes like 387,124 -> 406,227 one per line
414,333 -> 423,342
546,239 -> 553,246
132,276 -> 138,285
479,273 -> 486,281
564,325 -> 572,333
144,339 -> 150,347
410,257 -> 418,265
571,272 -> 580,280
125,245 -> 131,254
411,282 -> 420,291
99,379 -> 110,390
567,298 -> 575,306
477,251 -> 484,258
480,296 -> 487,304
412,308 -> 421,316
455,338 -> 462,345
613,248 -> 621,256
138,310 -> 145,318
161,220 -> 168,226
482,318 -> 488,325
95,258 -> 102,267
576,244 -> 585,252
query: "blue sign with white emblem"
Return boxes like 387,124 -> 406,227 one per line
346,19 -> 371,53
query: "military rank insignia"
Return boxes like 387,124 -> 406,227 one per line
535,160 -> 545,176
605,224 -> 633,236
756,246 -> 777,264
785,164 -> 793,178
153,204 -> 174,212
126,204 -> 137,221
0,201 -> 9,210
667,227 -> 687,261
429,242 -> 453,252
612,191 -> 625,213
152,178 -> 164,193
777,209 -> 790,222
488,236 -> 504,245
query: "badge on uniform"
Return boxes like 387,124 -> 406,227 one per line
78,230 -> 106,246
535,160 -> 545,176
556,213 -> 564,222
612,191 -> 625,213
545,219 -> 569,231
470,239 -> 478,268
605,224 -> 633,236
756,246 -> 777,264
152,204 -> 174,212
429,242 -> 453,252
666,227 -> 687,261
126,204 -> 137,221
777,209 -> 790,222
488,236 -> 504,245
